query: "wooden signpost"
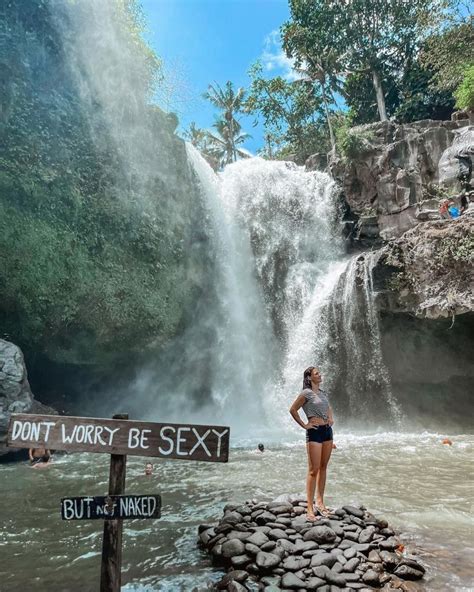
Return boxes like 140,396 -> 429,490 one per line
7,412 -> 230,592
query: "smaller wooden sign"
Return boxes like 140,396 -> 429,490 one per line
61,495 -> 161,521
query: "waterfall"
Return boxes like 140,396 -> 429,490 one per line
325,252 -> 403,427
186,153 -> 402,432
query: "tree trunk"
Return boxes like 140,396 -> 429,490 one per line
320,83 -> 336,155
372,69 -> 388,122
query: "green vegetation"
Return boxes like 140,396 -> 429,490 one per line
198,1 -> 471,161
336,123 -> 375,161
185,82 -> 250,170
1,0 -> 209,368
454,65 -> 474,110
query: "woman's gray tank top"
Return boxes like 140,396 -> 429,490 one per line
301,388 -> 330,421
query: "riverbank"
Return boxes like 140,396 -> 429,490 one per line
199,498 -> 424,590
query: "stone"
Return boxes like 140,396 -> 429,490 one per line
344,557 -> 360,573
228,581 -> 247,592
359,527 -> 376,544
268,502 -> 294,514
256,512 -> 277,525
222,539 -> 246,558
261,541 -> 277,552
261,576 -> 281,586
268,529 -> 289,541
367,550 -> 381,563
310,552 -> 338,568
231,554 -> 251,568
294,540 -> 319,553
282,556 -> 311,571
281,572 -> 307,589
278,539 -> 296,554
362,569 -> 380,586
342,506 -> 365,519
245,543 -> 261,556
379,551 -> 399,571
247,532 -> 270,547
306,576 -> 326,589
222,512 -> 243,526
393,564 -> 424,580
303,526 -> 337,544
256,552 -> 281,570
378,537 -> 399,551
343,548 -> 357,560
312,566 -> 347,587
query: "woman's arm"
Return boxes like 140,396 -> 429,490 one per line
289,395 -> 310,429
28,448 -> 34,461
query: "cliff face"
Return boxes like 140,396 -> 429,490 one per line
373,216 -> 474,319
329,117 -> 473,242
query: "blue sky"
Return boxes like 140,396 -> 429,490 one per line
141,0 -> 291,153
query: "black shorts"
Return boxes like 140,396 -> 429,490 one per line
306,424 -> 333,443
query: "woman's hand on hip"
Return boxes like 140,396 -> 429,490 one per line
305,417 -> 326,429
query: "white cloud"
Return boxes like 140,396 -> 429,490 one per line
260,30 -> 300,82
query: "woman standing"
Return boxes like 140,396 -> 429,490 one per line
289,366 -> 334,521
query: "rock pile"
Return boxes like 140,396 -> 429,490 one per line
198,495 -> 425,591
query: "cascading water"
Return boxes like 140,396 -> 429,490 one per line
185,145 -> 276,431
325,252 -> 403,427
186,153 -> 403,433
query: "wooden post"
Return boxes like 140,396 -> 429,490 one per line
100,414 -> 128,592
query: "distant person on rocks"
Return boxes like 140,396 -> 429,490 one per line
289,366 -> 334,522
257,443 -> 265,453
29,447 -> 51,468
448,200 -> 460,218
144,462 -> 153,476
439,199 -> 450,219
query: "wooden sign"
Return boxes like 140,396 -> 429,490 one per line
7,413 -> 230,462
61,495 -> 161,520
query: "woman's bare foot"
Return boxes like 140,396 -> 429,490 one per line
306,512 -> 318,522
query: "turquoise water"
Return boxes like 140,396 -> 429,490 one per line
0,432 -> 472,591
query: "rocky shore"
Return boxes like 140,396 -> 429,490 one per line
198,496 -> 425,591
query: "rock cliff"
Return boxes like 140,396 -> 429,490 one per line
0,339 -> 55,457
327,116 -> 473,242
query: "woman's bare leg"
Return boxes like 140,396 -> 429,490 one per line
316,440 -> 333,512
306,442 -> 322,519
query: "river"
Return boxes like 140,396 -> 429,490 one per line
1,431 -> 472,591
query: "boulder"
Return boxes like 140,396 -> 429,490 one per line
0,339 -> 56,457
256,552 -> 281,570
303,526 -> 337,544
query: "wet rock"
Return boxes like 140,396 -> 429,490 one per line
268,528 -> 289,540
359,527 -> 376,544
303,526 -> 337,544
230,554 -> 251,568
306,576 -> 326,588
379,551 -> 399,571
343,548 -> 358,560
222,512 -> 243,526
245,543 -> 261,556
282,556 -> 310,571
344,557 -> 361,572
247,532 -> 269,547
342,506 -> 365,519
310,552 -> 338,568
261,541 -> 277,552
393,564 -> 424,580
222,539 -> 246,558
378,537 -> 399,551
228,581 -> 247,592
281,572 -> 307,589
256,552 -> 281,570
362,569 -> 380,586
256,512 -> 277,525
368,550 -> 382,563
312,565 -> 347,586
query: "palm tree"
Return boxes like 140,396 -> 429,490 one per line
203,81 -> 248,164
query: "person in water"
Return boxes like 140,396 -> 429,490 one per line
29,447 -> 51,467
145,462 -> 154,476
289,366 -> 334,522
258,443 -> 265,453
